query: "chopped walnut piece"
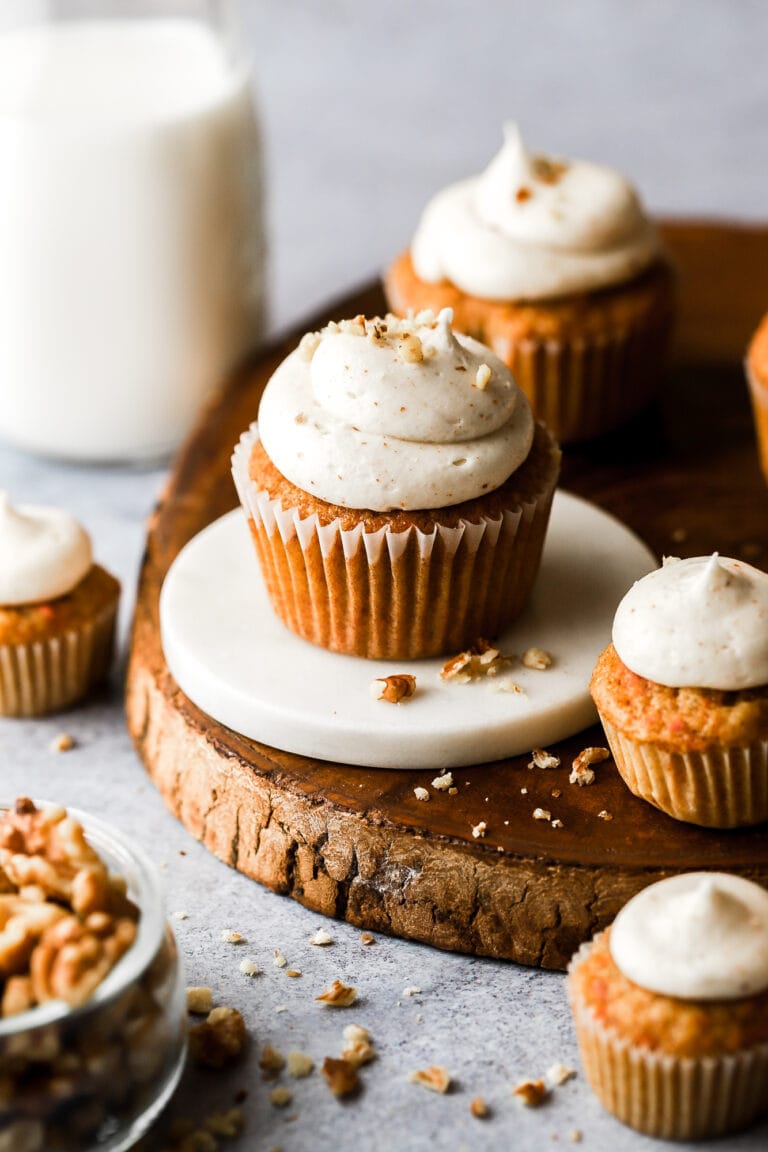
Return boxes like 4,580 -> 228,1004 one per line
402,985 -> 421,998
529,748 -> 561,770
285,969 -> 302,978
551,819 -> 564,829
399,332 -> 424,363
522,647 -> 553,670
342,1039 -> 376,1068
569,1128 -> 583,1143
471,821 -> 487,839
343,1023 -> 370,1044
273,950 -> 287,968
513,1078 -> 548,1107
413,787 -> 430,802
409,1065 -> 451,1093
49,732 -> 75,753
598,810 -> 613,821
269,1086 -> 292,1108
287,1050 -> 315,1078
186,986 -> 213,1015
371,674 -> 417,703
322,1056 -> 359,1097
259,1043 -> 285,1079
239,958 -> 260,977
310,928 -> 333,946
316,979 -> 357,1007
359,932 -> 375,946
220,929 -> 243,944
204,1109 -> 244,1139
431,772 -> 453,791
546,1062 -> 577,1087
570,746 -> 610,786
532,808 -> 551,822
474,363 -> 492,390
189,1006 -> 246,1069
493,675 -> 524,694
441,640 -> 513,683
470,1096 -> 490,1118
298,331 -> 321,361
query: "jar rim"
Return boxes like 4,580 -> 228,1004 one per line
0,800 -> 167,1035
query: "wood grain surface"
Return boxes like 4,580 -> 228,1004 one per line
126,221 -> 768,970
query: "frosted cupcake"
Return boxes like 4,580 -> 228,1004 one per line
568,872 -> 768,1139
232,309 -> 560,659
746,312 -> 768,483
0,494 -> 120,716
385,125 -> 676,444
591,554 -> 768,827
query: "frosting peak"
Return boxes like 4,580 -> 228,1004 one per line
411,123 -> 659,301
0,492 -> 92,605
610,872 -> 768,1000
612,554 -> 768,689
257,311 -> 534,511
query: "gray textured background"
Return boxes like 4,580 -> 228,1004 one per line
2,2 -> 768,1149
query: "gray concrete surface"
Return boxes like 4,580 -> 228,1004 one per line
2,2 -> 768,1148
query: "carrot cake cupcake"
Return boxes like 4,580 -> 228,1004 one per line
591,554 -> 768,827
0,493 -> 120,716
232,308 -> 560,659
385,124 -> 676,444
746,312 -> 768,482
568,871 -> 768,1139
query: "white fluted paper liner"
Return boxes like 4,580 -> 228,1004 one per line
0,601 -> 117,718
599,714 -> 768,828
568,942 -> 768,1140
232,425 -> 556,659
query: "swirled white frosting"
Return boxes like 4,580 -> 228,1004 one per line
0,492 -> 92,605
610,872 -> 768,1000
411,124 -> 659,301
257,309 -> 535,511
612,554 -> 768,690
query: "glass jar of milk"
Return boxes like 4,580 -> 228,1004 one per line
0,1 -> 265,462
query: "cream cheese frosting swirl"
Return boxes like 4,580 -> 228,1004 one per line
257,309 -> 535,511
0,491 -> 92,605
610,872 -> 768,1000
612,554 -> 768,690
411,123 -> 659,301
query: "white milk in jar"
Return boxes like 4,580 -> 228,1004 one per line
0,18 -> 264,461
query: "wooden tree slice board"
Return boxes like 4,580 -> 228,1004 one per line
126,221 -> 768,971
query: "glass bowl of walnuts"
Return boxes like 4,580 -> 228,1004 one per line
0,797 -> 187,1151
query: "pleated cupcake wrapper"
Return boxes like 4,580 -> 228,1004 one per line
490,312 -> 673,445
0,602 -> 117,718
567,942 -> 768,1141
746,364 -> 768,482
232,427 -> 555,659
598,714 -> 768,828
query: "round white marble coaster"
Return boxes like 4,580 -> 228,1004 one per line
159,492 -> 654,770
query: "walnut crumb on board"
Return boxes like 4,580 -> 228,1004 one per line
316,980 -> 357,1007
529,748 -> 560,770
409,1066 -> 451,1093
371,674 -> 416,703
322,1057 -> 359,1097
513,1078 -> 548,1107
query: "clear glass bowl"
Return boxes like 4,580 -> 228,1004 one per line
0,804 -> 187,1151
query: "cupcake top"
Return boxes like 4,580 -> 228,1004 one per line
610,872 -> 768,1000
0,492 -> 92,605
612,554 -> 768,690
257,308 -> 535,512
410,123 -> 659,302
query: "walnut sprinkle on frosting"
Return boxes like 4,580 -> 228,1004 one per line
371,674 -> 417,704
409,1066 -> 451,1094
570,746 -> 610,786
474,363 -> 492,391
316,979 -> 358,1007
